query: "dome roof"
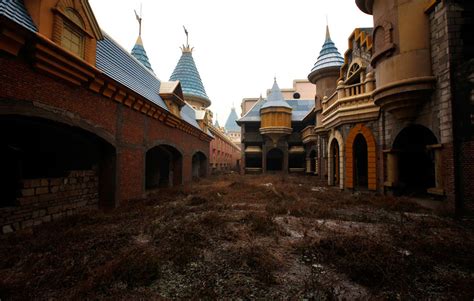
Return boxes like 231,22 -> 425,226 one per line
131,36 -> 154,73
261,79 -> 291,110
309,26 -> 344,76
170,47 -> 210,106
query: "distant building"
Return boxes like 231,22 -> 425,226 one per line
224,106 -> 241,144
237,79 -> 314,173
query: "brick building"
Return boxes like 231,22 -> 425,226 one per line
0,0 -> 212,233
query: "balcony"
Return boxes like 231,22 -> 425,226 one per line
321,72 -> 379,128
301,125 -> 317,144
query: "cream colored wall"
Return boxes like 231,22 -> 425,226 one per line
241,98 -> 258,116
273,80 -> 315,100
373,0 -> 433,88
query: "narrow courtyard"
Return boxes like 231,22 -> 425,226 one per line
1,174 -> 473,300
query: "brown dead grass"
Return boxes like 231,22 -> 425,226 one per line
0,173 -> 473,300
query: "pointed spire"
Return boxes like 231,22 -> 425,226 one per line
214,113 -> 220,128
131,5 -> 154,73
325,25 -> 331,41
261,78 -> 291,109
170,28 -> 210,108
325,15 -> 331,41
308,24 -> 344,79
225,107 -> 240,132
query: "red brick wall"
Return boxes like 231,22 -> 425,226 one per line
0,53 -> 210,232
1,170 -> 98,234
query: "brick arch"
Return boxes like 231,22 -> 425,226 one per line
345,124 -> 377,190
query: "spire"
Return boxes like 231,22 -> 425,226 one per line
170,27 -> 211,108
131,6 -> 154,73
325,15 -> 331,41
308,24 -> 344,80
261,78 -> 291,109
214,114 -> 220,128
225,106 -> 240,132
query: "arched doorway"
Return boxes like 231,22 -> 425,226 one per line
309,149 -> 317,174
393,125 -> 437,196
266,148 -> 283,171
345,124 -> 377,190
353,134 -> 368,189
0,115 -> 116,209
145,145 -> 182,189
330,139 -> 340,185
192,151 -> 207,179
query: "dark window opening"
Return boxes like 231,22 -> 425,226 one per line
293,92 -> 301,99
353,134 -> 368,189
266,148 -> 284,171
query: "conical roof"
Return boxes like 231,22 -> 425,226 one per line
170,47 -> 211,107
261,79 -> 291,110
309,26 -> 344,75
224,107 -> 240,132
131,36 -> 154,72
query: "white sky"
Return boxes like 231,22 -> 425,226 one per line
89,0 -> 372,125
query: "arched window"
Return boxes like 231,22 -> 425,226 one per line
61,8 -> 85,58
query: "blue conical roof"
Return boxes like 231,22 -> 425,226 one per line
131,36 -> 154,72
310,26 -> 344,73
170,48 -> 210,105
224,107 -> 240,132
261,79 -> 291,110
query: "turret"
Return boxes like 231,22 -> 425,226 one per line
355,0 -> 435,120
169,28 -> 211,109
259,79 -> 293,145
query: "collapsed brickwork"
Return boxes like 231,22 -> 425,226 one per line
2,170 -> 98,234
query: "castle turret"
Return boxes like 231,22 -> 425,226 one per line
130,9 -> 154,72
259,79 -> 293,144
355,0 -> 435,120
169,31 -> 211,109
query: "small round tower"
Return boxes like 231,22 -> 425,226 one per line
259,79 -> 292,144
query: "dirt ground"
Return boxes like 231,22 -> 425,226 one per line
1,173 -> 473,300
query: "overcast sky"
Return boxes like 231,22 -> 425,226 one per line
89,0 -> 372,125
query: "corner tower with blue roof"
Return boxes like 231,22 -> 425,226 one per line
308,25 -> 344,84
170,42 -> 211,109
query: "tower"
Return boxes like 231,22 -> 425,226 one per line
130,7 -> 154,72
169,28 -> 211,109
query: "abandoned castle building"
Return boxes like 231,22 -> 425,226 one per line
0,0 -> 233,233
239,0 -> 473,214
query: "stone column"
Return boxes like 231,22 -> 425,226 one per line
314,156 -> 318,175
385,150 -> 399,188
427,144 -> 445,195
306,158 -> 311,173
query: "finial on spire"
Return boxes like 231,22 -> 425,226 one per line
181,26 -> 194,53
134,4 -> 143,37
325,15 -> 331,41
